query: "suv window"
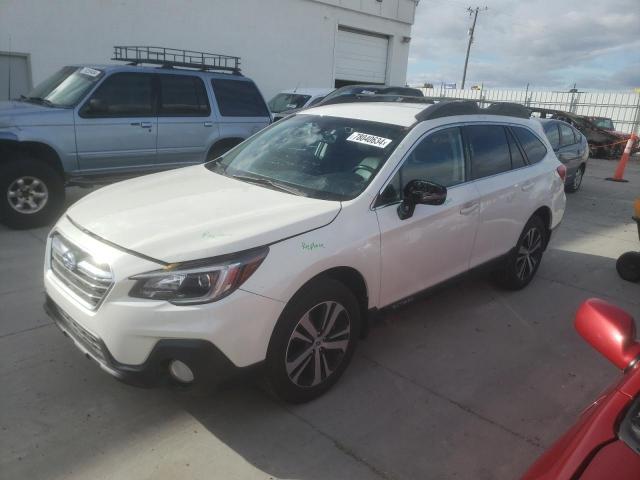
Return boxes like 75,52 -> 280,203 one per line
544,123 -> 560,150
513,127 -> 547,164
159,75 -> 210,116
81,73 -> 154,117
211,79 -> 269,117
378,127 -> 465,205
559,123 -> 576,147
465,125 -> 511,180
506,128 -> 527,168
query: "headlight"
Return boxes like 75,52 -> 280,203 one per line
129,247 -> 268,305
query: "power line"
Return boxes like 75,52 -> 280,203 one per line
461,6 -> 487,89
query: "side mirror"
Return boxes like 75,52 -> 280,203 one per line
397,179 -> 447,220
575,298 -> 640,370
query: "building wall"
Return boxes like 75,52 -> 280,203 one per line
0,0 -> 415,101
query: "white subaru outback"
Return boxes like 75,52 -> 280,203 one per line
43,100 -> 566,403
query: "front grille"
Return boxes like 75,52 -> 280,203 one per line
55,304 -> 107,364
50,233 -> 114,310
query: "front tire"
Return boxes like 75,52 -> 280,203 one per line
265,277 -> 361,403
0,158 -> 65,229
616,252 -> 640,282
495,215 -> 547,290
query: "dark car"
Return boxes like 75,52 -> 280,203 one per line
317,84 -> 423,106
539,119 -> 589,193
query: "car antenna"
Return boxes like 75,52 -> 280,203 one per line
293,81 -> 300,93
7,36 -> 12,100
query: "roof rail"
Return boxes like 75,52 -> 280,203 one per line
415,100 -> 480,122
325,94 -> 434,106
112,46 -> 241,74
484,102 -> 531,119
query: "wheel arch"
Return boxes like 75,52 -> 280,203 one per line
0,140 -> 65,177
531,206 -> 552,250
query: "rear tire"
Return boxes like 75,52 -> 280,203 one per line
616,252 -> 640,283
0,157 -> 65,229
494,215 -> 547,290
565,165 -> 585,193
265,277 -> 361,403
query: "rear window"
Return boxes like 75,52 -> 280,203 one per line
543,123 -> 560,150
513,127 -> 547,164
211,79 -> 269,117
559,123 -> 576,147
159,75 -> 210,116
465,125 -> 511,180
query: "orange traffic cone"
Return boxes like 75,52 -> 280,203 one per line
607,133 -> 638,183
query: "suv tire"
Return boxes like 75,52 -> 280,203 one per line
265,277 -> 360,403
0,157 -> 65,229
494,215 -> 546,290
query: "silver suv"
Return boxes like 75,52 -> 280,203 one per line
0,47 -> 271,229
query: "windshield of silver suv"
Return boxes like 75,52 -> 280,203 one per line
206,114 -> 408,201
21,66 -> 104,108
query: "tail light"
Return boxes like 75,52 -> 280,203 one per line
556,164 -> 567,182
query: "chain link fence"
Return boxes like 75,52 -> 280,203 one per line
420,87 -> 640,134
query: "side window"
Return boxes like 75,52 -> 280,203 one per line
506,128 -> 527,168
377,127 -> 465,206
512,127 -> 547,164
559,123 -> 576,147
544,123 -> 560,150
465,125 -> 511,180
159,75 -> 210,116
81,73 -> 154,117
211,79 -> 269,117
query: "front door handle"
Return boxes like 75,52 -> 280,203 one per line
460,202 -> 480,215
204,121 -> 213,127
140,122 -> 152,129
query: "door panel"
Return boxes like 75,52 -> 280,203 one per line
156,74 -> 217,166
75,73 -> 157,172
376,127 -> 480,306
558,122 -> 581,174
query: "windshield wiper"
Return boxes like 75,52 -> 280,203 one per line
231,174 -> 306,196
26,96 -> 56,107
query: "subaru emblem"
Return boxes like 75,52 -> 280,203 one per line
62,250 -> 77,271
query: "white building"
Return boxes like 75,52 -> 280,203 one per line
0,0 -> 418,101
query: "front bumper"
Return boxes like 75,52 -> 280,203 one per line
45,295 -> 243,387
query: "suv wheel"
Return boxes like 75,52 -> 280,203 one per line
265,277 -> 360,403
616,252 -> 640,282
0,158 -> 65,229
565,165 -> 584,193
495,215 -> 546,290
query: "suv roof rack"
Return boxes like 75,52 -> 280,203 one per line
415,100 -> 533,122
325,94 -> 434,106
415,100 -> 480,121
112,46 -> 241,74
484,102 -> 531,119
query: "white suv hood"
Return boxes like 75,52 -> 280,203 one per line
67,165 -> 341,263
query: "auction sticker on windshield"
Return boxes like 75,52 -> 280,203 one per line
79,67 -> 101,77
347,132 -> 392,149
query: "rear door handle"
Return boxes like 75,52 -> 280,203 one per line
521,182 -> 535,192
140,122 -> 152,129
460,202 -> 480,215
204,121 -> 213,127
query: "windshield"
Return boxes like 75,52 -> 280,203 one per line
591,118 -> 615,130
268,93 -> 312,113
23,66 -> 103,107
206,114 -> 408,201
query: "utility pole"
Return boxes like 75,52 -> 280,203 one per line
461,6 -> 487,90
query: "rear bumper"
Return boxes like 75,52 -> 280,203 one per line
45,295 -> 244,388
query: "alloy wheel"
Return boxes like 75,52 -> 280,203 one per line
573,169 -> 583,190
7,176 -> 49,214
285,300 -> 351,388
515,227 -> 543,281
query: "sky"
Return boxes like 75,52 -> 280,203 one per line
407,0 -> 640,90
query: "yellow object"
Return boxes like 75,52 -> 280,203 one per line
635,198 -> 640,217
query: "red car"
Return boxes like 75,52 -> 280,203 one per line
523,298 -> 640,479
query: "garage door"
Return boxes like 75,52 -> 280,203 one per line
335,28 -> 388,85
0,54 -> 31,101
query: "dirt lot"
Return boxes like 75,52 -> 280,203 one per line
1,157 -> 638,480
